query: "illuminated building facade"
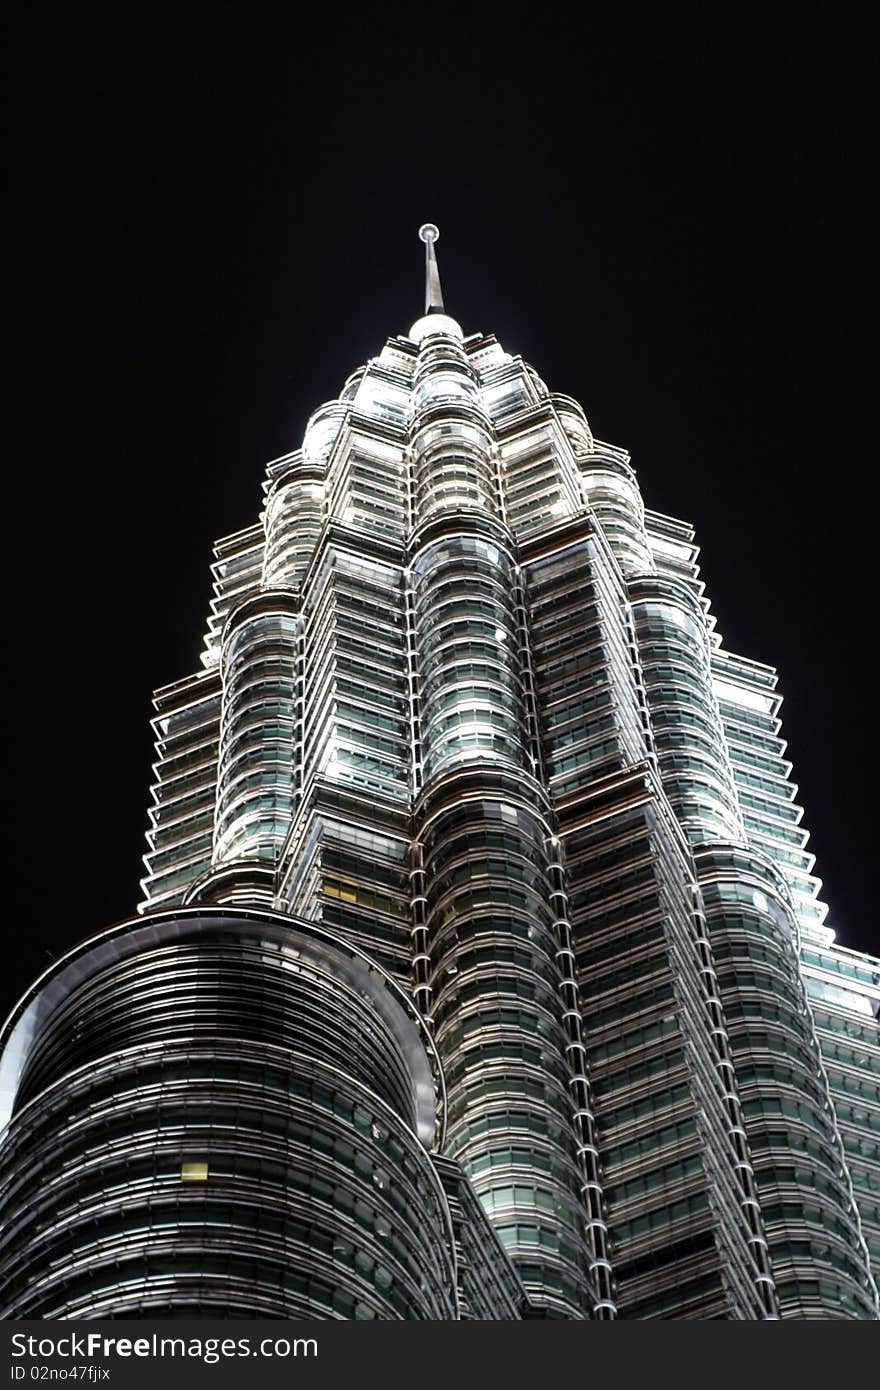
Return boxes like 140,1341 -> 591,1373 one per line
1,228 -> 878,1319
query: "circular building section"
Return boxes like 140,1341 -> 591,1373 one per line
0,908 -> 456,1320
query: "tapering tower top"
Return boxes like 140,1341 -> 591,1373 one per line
409,223 -> 463,343
419,223 -> 444,314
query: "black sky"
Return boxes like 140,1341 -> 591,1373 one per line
23,5 -> 875,1017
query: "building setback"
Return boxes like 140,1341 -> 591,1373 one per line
1,228 -> 878,1319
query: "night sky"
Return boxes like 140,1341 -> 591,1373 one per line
24,7 -> 875,1019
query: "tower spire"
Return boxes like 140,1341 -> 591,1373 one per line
419,223 -> 444,314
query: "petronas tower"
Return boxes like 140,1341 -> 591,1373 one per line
2,229 -> 878,1321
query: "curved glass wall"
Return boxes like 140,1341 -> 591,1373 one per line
213,595 -> 300,864
302,401 -> 348,470
419,772 -> 596,1319
577,447 -> 654,578
696,846 -> 878,1319
411,335 -> 497,528
263,465 -> 325,588
631,576 -> 745,846
412,526 -> 527,781
413,427 -> 498,524
0,910 -> 455,1320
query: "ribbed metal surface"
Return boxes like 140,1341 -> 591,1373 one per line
0,911 -> 455,1321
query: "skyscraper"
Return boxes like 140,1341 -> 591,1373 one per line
2,228 -> 878,1320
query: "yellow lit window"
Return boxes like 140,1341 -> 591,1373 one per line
181,1161 -> 209,1181
323,879 -> 358,903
